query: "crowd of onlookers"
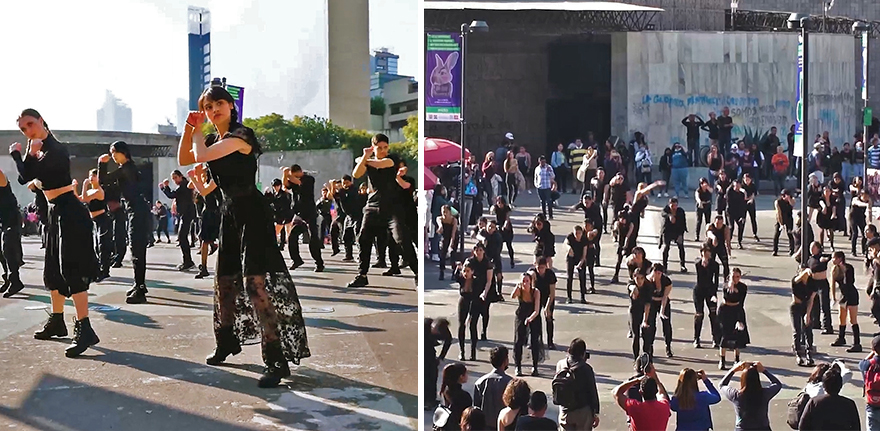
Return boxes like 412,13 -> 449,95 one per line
428,321 -> 880,430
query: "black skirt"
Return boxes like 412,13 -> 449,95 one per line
718,303 -> 750,349
44,192 -> 99,297
200,209 -> 220,242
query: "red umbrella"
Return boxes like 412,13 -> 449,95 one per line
423,137 -> 471,168
425,169 -> 439,190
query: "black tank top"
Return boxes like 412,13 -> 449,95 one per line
777,198 -> 793,225
88,198 -> 106,213
708,225 -> 727,251
631,196 -> 648,216
709,156 -> 723,171
697,189 -> 712,205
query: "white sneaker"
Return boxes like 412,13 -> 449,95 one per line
431,254 -> 440,262
663,193 -> 669,197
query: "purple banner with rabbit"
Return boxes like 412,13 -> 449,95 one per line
425,33 -> 461,122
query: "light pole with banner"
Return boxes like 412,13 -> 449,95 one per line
855,21 -> 871,180
789,13 -> 810,264
458,20 -> 489,257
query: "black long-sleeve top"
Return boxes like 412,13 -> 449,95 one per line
682,116 -> 705,140
336,186 -> 365,219
287,174 -> 317,218
11,134 -> 72,191
661,205 -> 687,238
701,119 -> 720,140
161,179 -> 196,219
726,186 -> 747,219
695,258 -> 719,289
99,161 -> 148,209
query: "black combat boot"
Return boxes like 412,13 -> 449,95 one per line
258,340 -> 291,388
65,317 -> 100,358
206,326 -> 242,365
34,313 -> 67,340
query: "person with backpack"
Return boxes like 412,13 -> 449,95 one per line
554,338 -> 600,430
670,368 -> 722,431
859,335 -> 880,430
797,369 -> 860,430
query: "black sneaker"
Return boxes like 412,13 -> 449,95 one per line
314,265 -> 325,273
382,267 -> 401,276
347,275 -> 369,288
126,286 -> 147,304
289,261 -> 304,271
195,265 -> 209,279
566,298 -> 573,304
2,276 -> 24,298
126,284 -> 148,296
372,262 -> 387,269
342,255 -> 354,262
177,261 -> 195,271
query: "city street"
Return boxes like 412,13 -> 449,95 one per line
425,188 -> 875,430
0,236 -> 417,430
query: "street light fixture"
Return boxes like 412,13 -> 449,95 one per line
730,0 -> 739,31
855,21 -> 871,181
458,20 -> 488,257
788,13 -> 810,264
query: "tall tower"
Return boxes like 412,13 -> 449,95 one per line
327,0 -> 370,130
188,7 -> 211,111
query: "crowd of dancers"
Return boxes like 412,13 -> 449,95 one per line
432,140 -> 880,381
3,85 -> 417,387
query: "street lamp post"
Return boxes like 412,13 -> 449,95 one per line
459,20 -> 488,257
855,21 -> 871,180
789,13 -> 810,264
730,0 -> 739,31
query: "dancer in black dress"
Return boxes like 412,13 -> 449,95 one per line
511,271 -> 544,377
829,252 -> 862,352
694,178 -> 713,241
187,164 -> 221,279
816,186 -> 838,250
493,196 -> 515,269
0,169 -> 25,297
706,215 -> 731,280
12,109 -> 100,357
772,189 -> 795,256
76,169 -> 112,283
98,142 -> 153,304
791,267 -> 816,366
528,216 -> 555,269
717,268 -> 750,370
641,263 -> 674,359
693,245 -> 720,349
178,86 -> 309,387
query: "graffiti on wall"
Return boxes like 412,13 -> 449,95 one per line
629,93 -> 851,150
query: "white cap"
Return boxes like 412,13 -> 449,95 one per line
505,132 -> 514,140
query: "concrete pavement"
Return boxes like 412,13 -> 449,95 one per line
0,236 -> 417,430
425,189 -> 876,430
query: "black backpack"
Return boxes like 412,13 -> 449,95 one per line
786,390 -> 810,429
552,363 -> 580,409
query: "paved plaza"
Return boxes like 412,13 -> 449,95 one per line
0,236 -> 417,430
425,190 -> 876,430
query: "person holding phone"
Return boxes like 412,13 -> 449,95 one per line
613,362 -> 671,431
719,361 -> 782,431
670,368 -> 722,431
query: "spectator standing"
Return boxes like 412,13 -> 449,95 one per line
440,363 -> 472,431
554,338 -> 601,430
867,138 -> 880,171
798,369 -> 860,430
717,108 -> 734,155
719,361 -> 782,431
702,112 -> 720,148
516,146 -> 533,194
670,368 -> 722,431
460,407 -> 487,431
670,143 -> 690,199
855,140 -> 866,180
635,142 -> 653,187
515,391 -> 558,431
534,156 -> 556,220
425,318 -> 452,408
552,143 -> 570,194
473,346 -> 513,430
612,364 -> 671,431
771,147 -> 790,196
569,139 -> 587,194
859,336 -> 880,431
659,148 -> 672,197
498,379 -> 531,430
682,114 -> 706,166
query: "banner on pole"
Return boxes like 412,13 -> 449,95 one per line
425,33 -> 462,122
863,32 -> 869,101
227,85 -> 245,121
793,33 -> 804,157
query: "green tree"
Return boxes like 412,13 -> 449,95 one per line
370,96 -> 386,116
